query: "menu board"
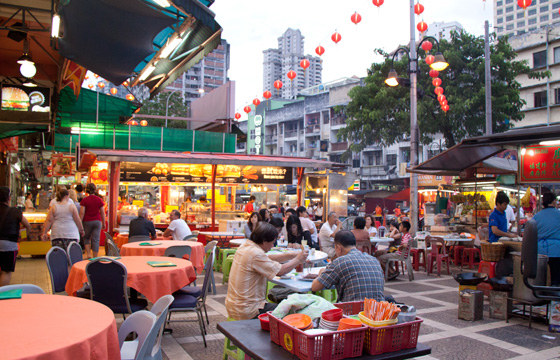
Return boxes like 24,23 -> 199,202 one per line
120,162 -> 293,184
50,154 -> 75,177
1,85 -> 50,112
519,145 -> 560,183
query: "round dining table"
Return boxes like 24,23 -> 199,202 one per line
114,233 -> 172,249
66,256 -> 197,303
120,240 -> 205,273
1,294 -> 120,360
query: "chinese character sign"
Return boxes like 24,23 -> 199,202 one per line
519,145 -> 560,183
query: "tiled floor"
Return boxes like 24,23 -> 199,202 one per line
9,254 -> 560,360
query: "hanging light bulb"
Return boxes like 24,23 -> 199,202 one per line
20,62 -> 37,78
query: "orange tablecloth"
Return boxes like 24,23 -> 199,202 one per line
120,241 -> 205,273
66,256 -> 197,303
115,234 -> 172,249
1,294 -> 120,360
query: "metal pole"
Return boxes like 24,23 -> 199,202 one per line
96,90 -> 99,129
161,127 -> 164,151
485,20 -> 492,135
409,0 -> 419,236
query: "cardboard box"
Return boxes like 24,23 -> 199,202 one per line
489,291 -> 511,320
459,290 -> 483,321
549,301 -> 560,333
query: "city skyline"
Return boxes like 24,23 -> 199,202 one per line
212,0 -> 494,117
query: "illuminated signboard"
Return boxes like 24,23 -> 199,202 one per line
519,145 -> 560,183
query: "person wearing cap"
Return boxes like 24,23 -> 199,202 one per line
163,209 -> 192,240
79,184 -> 105,258
0,187 -> 32,286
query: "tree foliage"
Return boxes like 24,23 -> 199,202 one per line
338,31 -> 548,159
136,92 -> 190,128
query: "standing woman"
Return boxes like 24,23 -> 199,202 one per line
25,192 -> 35,212
80,184 -> 105,258
244,212 -> 262,238
42,188 -> 85,251
0,187 -> 31,286
533,192 -> 560,286
365,215 -> 378,237
259,208 -> 271,223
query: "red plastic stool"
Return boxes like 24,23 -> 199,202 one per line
450,246 -> 465,266
410,248 -> 426,271
461,248 -> 481,270
478,261 -> 497,278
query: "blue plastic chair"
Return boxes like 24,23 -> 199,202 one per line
67,241 -> 83,266
0,284 -> 45,294
118,310 -> 157,360
167,254 -> 214,347
86,257 -> 147,316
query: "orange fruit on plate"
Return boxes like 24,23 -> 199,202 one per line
283,313 -> 312,329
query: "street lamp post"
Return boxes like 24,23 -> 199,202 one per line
165,89 -> 181,128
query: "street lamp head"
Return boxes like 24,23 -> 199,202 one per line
385,69 -> 399,87
430,52 -> 449,71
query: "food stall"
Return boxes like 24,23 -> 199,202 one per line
77,150 -> 340,242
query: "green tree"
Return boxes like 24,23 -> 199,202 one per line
338,31 -> 547,159
136,92 -> 190,128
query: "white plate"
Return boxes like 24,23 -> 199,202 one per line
298,274 -> 317,282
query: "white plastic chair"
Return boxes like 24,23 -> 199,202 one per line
386,244 -> 414,281
118,311 -> 157,360
0,284 -> 45,294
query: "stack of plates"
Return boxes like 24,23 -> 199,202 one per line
319,318 -> 340,331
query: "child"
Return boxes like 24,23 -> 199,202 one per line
378,221 -> 412,280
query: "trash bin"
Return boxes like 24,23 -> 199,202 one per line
512,252 -> 548,303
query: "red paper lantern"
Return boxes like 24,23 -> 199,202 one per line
437,94 -> 446,102
351,12 -> 362,25
263,91 -> 272,99
425,55 -> 435,65
97,82 -> 105,89
110,87 -> 118,95
244,105 -> 252,114
432,78 -> 442,87
253,98 -> 261,107
88,84 -> 93,89
414,2 -> 424,15
372,0 -> 384,7
234,112 -> 241,120
417,21 -> 428,33
421,41 -> 432,52
122,81 -> 129,87
129,120 -> 138,126
274,80 -> 283,89
126,94 -> 135,101
442,104 -> 450,112
440,100 -> 448,106
434,87 -> 444,95
287,70 -> 297,80
429,69 -> 439,78
331,31 -> 341,44
300,59 -> 310,70
93,73 -> 99,78
315,45 -> 325,56
84,74 -> 89,80
517,0 -> 532,10
140,120 -> 148,127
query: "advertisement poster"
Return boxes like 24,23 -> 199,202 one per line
120,162 -> 293,184
50,154 -> 75,177
519,145 -> 560,183
1,85 -> 50,112
89,162 -> 109,185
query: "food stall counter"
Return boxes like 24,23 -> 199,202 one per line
20,212 -> 50,256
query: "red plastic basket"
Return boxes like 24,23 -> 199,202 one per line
333,301 -> 423,355
268,312 -> 366,360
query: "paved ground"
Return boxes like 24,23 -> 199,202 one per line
11,254 -> 560,360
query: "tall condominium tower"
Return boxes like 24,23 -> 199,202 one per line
263,28 -> 322,99
494,0 -> 560,37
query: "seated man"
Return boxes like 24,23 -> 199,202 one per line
319,211 -> 341,258
351,216 -> 371,253
129,207 -> 156,240
311,231 -> 384,302
378,221 -> 412,279
489,191 -> 517,243
225,222 -> 308,320
163,209 -> 192,240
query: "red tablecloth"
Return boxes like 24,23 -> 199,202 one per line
114,234 -> 172,249
66,256 -> 197,303
120,240 -> 205,274
0,294 -> 120,360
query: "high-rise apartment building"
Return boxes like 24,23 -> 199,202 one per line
425,21 -> 463,41
165,39 -> 230,104
494,0 -> 560,37
262,28 -> 322,99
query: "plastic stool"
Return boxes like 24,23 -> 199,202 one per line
461,248 -> 481,270
314,289 -> 338,303
222,317 -> 246,360
410,249 -> 426,271
222,255 -> 235,284
220,248 -> 237,273
478,260 -> 497,279
213,246 -> 221,272
451,246 -> 465,266
266,281 -> 277,303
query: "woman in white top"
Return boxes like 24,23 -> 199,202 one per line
365,215 -> 378,236
42,188 -> 85,251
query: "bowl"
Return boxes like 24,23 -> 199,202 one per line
337,318 -> 363,330
488,276 -> 513,292
258,313 -> 270,331
283,313 -> 312,330
322,308 -> 343,321
452,272 -> 487,286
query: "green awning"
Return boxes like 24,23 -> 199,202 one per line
0,110 -> 50,140
56,87 -> 139,128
